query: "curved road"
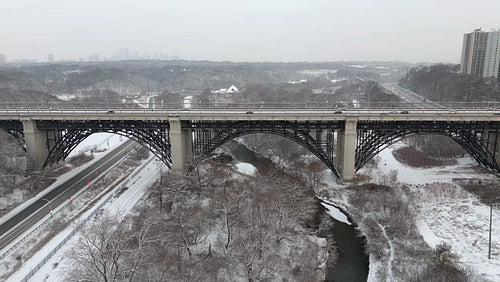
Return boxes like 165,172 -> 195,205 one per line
0,139 -> 136,251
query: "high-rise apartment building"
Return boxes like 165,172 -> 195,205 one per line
483,31 -> 500,78
460,29 -> 500,79
0,54 -> 6,64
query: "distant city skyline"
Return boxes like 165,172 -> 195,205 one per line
0,48 -> 180,64
2,0 -> 500,63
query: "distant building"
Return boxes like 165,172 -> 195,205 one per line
87,54 -> 100,62
48,54 -> 54,62
119,48 -> 129,60
226,85 -> 239,93
210,85 -> 240,104
0,54 -> 5,63
212,85 -> 239,94
460,28 -> 500,79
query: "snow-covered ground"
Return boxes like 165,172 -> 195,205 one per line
299,69 -> 338,76
361,143 -> 486,185
324,142 -> 500,281
51,94 -> 77,101
6,157 -> 162,282
235,162 -> 257,176
348,65 -> 367,69
68,132 -> 125,158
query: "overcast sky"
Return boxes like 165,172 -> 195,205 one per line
2,0 -> 500,63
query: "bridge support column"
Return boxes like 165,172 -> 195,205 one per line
336,119 -> 357,181
487,130 -> 500,168
169,118 -> 192,171
22,120 -> 49,171
336,130 -> 345,169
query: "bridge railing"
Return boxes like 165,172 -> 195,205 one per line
1,101 -> 500,112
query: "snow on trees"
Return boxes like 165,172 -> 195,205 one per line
67,159 -> 328,281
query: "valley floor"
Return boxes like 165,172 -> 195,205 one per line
323,142 -> 500,281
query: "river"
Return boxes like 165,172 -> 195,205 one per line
322,201 -> 369,281
228,141 -> 370,281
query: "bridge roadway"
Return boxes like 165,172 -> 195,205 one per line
0,108 -> 499,122
0,139 -> 136,252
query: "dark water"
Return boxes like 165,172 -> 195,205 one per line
228,142 -> 369,281
231,142 -> 258,163
325,205 -> 369,282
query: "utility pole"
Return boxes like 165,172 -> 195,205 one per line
489,202 -> 493,259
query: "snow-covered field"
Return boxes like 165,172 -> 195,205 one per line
299,69 -> 338,76
324,142 -> 500,281
68,132 -> 125,158
361,143 -> 486,185
51,94 -> 76,101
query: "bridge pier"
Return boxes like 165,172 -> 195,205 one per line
336,119 -> 357,181
169,118 -> 192,171
487,130 -> 500,168
22,120 -> 49,171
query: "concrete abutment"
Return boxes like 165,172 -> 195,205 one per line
336,119 -> 357,181
169,118 -> 193,171
22,120 -> 49,171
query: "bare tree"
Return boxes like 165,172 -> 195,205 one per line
212,179 -> 248,249
66,214 -> 131,282
123,215 -> 160,282
296,161 -> 325,191
185,155 -> 204,195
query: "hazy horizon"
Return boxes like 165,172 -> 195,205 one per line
2,0 -> 500,63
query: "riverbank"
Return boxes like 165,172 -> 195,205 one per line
321,200 -> 369,281
322,142 -> 500,281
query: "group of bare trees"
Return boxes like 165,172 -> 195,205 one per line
349,183 -> 476,281
400,63 -> 500,103
0,131 -> 31,215
66,160 -> 328,281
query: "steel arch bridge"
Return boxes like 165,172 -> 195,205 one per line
1,108 -> 500,180
355,120 -> 500,173
0,119 -> 171,169
189,120 -> 343,179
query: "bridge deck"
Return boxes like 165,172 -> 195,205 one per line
0,108 -> 499,122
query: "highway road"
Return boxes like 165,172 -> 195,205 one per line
382,83 -> 446,109
0,139 -> 136,251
